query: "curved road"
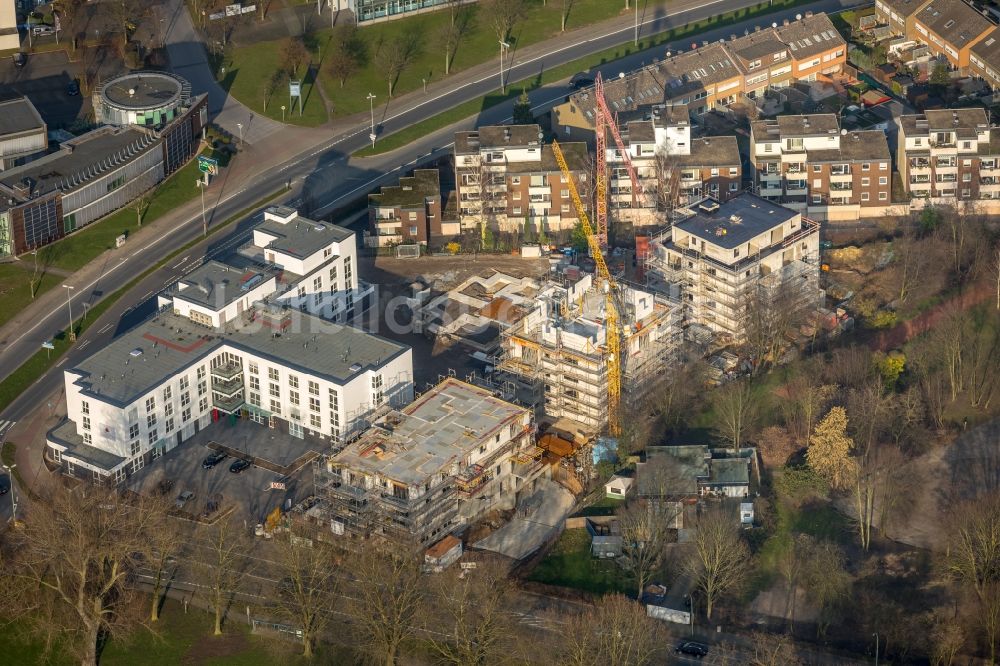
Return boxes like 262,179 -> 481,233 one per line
0,0 -> 864,425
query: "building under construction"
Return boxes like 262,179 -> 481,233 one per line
643,193 -> 822,346
499,273 -> 681,436
313,378 -> 545,547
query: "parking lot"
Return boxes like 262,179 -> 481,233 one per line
127,419 -> 316,526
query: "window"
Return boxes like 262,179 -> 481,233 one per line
729,167 -> 738,176
879,176 -> 888,185
372,374 -> 384,407
182,407 -> 191,422
962,173 -> 971,182
145,397 -> 156,412
408,211 -> 417,221
165,417 -> 174,433
289,375 -> 299,389
309,397 -> 321,412
733,248 -> 741,258
861,177 -> 870,186
323,247 -> 332,259
249,376 -> 260,391
862,163 -> 870,171
512,191 -> 521,201
730,182 -> 738,192
198,381 -> 207,396
165,403 -> 174,417
879,162 -> 888,171
181,392 -> 191,407
146,414 -> 157,428
879,192 -> 888,201
289,390 -> 300,406
310,413 -> 322,429
313,276 -> 322,294
270,399 -> 281,415
812,165 -> 821,172
812,194 -> 823,204
861,192 -> 870,201
130,440 -> 141,457
344,257 -> 353,286
269,382 -> 280,398
81,401 -> 90,415
710,168 -> 719,176
308,381 -> 319,396
83,433 -> 92,445
512,207 -> 522,215
82,416 -> 91,431
199,397 -> 208,412
129,423 -> 140,439
162,386 -> 172,401
197,366 -> 206,381
561,189 -> 570,198
511,176 -> 521,185
249,392 -> 261,407
249,362 -> 258,375
561,204 -> 570,213
148,429 -> 158,446
268,368 -> 279,381
180,376 -> 190,391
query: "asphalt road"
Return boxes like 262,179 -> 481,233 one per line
0,0 -> 865,423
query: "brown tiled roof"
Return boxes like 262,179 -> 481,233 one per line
776,113 -> 841,137
971,29 -> 1000,71
775,13 -> 846,60
477,124 -> 544,149
878,0 -> 930,18
624,120 -> 656,144
675,135 -> 741,167
808,130 -> 891,162
506,143 -> 589,173
915,0 -> 994,49
727,30 -> 788,66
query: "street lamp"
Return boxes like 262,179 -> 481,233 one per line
236,122 -> 244,149
195,179 -> 207,236
498,40 -> 511,94
366,92 -> 377,148
62,284 -> 75,342
634,0 -> 640,47
2,463 -> 16,523
281,105 -> 286,122
873,632 -> 879,666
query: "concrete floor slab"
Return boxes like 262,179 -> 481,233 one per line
473,478 -> 575,560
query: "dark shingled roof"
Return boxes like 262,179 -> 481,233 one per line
674,193 -> 798,250
674,136 -> 741,167
916,0 -> 993,49
369,169 -> 440,208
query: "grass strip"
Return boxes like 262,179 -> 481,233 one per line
0,188 -> 288,415
354,0 -> 813,157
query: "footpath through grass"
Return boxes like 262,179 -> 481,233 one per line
353,0 -> 814,156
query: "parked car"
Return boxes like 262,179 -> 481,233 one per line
675,641 -> 709,658
229,458 -> 252,474
66,80 -> 80,96
202,450 -> 228,469
175,490 -> 195,509
32,25 -> 55,36
12,52 -> 26,68
570,72 -> 595,89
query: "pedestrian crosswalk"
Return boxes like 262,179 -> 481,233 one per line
0,420 -> 15,441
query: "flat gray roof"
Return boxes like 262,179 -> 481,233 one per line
675,193 -> 798,249
709,457 -> 750,485
0,94 -> 46,138
0,125 -> 157,198
70,310 -> 409,406
169,259 -> 279,310
99,71 -> 186,111
48,419 -> 126,471
333,378 -> 527,486
256,215 -> 353,259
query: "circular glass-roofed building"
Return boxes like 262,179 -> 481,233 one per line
94,71 -> 192,130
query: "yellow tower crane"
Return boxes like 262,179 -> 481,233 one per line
551,140 -> 622,436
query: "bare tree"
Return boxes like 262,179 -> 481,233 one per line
346,543 -> 426,666
557,594 -> 667,665
711,378 -> 760,449
743,277 -> 811,375
781,366 -> 837,445
104,0 -> 146,43
271,533 -> 341,659
557,0 -> 576,31
943,492 -> 1000,664
198,515 -> 251,636
930,612 -> 965,666
146,495 -> 183,622
281,37 -> 309,78
133,189 -> 152,227
800,538 -> 850,637
1,485 -> 166,666
647,357 -> 705,438
375,33 -> 422,97
684,508 -> 749,619
423,558 -> 518,665
326,23 -> 367,88
653,147 -> 683,212
438,0 -> 474,75
616,498 -> 675,598
480,0 -> 526,41
263,68 -> 288,112
748,631 -> 804,666
991,242 -> 1000,310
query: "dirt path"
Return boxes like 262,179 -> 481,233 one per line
868,280 -> 992,351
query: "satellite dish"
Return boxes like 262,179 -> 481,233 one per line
796,13 -> 802,20
665,51 -> 672,57
841,128 -> 847,135
772,22 -> 778,28
128,88 -> 135,96
619,72 -> 626,79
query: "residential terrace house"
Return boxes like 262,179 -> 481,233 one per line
367,169 -> 457,248
750,114 -> 892,219
875,0 -> 996,75
454,124 -> 590,234
896,108 -> 1000,201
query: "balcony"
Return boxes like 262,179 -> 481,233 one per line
910,175 -> 930,184
785,164 -> 805,174
210,361 -> 243,380
830,172 -> 852,183
909,161 -> 931,174
211,375 -> 244,397
935,175 -> 958,183
212,392 -> 245,414
830,166 -> 852,176
454,465 -> 491,497
830,183 -> 853,192
759,170 -> 781,181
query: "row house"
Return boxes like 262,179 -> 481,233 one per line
750,114 -> 892,218
875,0 -> 995,75
367,169 -> 459,247
454,124 -> 590,233
551,12 -> 846,140
970,29 -> 1000,91
607,104 -> 742,224
896,108 -> 1000,201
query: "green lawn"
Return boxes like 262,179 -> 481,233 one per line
0,264 -> 63,329
0,599 -> 318,666
527,528 -> 633,595
354,0 -> 816,156
219,46 -> 329,127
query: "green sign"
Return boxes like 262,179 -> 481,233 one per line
198,155 -> 219,175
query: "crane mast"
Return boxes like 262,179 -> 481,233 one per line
552,140 -> 622,437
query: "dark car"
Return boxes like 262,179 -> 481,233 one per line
229,458 -> 252,474
570,72 -> 595,89
13,52 -> 26,68
66,80 -> 80,96
675,641 -> 709,658
202,451 -> 228,469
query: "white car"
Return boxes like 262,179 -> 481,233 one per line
32,25 -> 56,36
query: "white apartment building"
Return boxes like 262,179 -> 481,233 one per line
645,194 -> 821,344
314,377 -> 546,546
47,210 -> 412,483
